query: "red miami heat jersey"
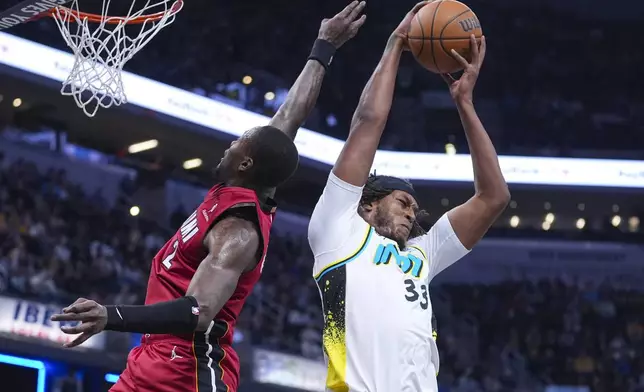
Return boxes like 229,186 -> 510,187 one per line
144,184 -> 275,391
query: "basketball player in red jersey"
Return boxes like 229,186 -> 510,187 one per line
50,3 -> 366,392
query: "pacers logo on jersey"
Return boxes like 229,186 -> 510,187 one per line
372,244 -> 425,278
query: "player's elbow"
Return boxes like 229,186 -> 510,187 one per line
191,277 -> 240,331
196,314 -> 214,332
495,186 -> 511,208
478,187 -> 511,213
194,301 -> 220,331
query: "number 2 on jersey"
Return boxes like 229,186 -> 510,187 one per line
404,279 -> 428,309
162,211 -> 200,270
162,240 -> 179,269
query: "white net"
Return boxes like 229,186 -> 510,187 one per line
51,0 -> 183,117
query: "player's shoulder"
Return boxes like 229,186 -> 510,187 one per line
309,215 -> 372,264
200,185 -> 275,235
407,234 -> 425,247
406,215 -> 448,248
309,201 -> 367,239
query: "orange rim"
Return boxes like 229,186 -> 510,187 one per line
45,0 -> 183,24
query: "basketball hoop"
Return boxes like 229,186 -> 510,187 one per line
43,0 -> 184,117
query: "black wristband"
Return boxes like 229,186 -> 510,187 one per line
105,296 -> 200,334
308,39 -> 336,70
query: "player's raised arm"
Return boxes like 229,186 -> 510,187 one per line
50,215 -> 260,346
441,35 -> 510,250
268,1 -> 366,140
332,2 -> 427,187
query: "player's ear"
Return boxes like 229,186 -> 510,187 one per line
237,157 -> 253,173
362,202 -> 374,213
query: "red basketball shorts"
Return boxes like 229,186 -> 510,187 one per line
109,334 -> 237,392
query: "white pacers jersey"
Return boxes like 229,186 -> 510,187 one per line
308,173 -> 470,392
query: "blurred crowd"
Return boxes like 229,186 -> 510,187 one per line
0,153 -> 158,305
2,154 -> 644,392
437,280 -> 644,392
242,228 -> 325,360
2,0 -> 642,158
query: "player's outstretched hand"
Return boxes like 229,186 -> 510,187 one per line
50,297 -> 108,348
318,1 -> 367,49
392,1 -> 431,50
441,34 -> 486,103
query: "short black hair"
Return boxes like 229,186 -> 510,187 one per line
244,125 -> 299,188
360,173 -> 430,239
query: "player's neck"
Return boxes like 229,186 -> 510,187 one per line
223,179 -> 268,199
358,209 -> 375,226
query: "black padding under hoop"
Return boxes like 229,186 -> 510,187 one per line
0,0 -> 72,30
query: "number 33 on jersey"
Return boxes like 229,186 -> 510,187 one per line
373,242 -> 429,310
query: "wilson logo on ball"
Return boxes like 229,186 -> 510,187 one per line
458,17 -> 481,32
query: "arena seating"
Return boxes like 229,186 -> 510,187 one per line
439,281 -> 644,391
2,151 -> 643,392
0,154 -> 158,306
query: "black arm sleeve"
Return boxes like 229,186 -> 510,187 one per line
105,296 -> 199,334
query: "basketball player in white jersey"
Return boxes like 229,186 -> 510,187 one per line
307,3 -> 510,391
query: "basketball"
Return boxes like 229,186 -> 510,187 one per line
407,0 -> 483,74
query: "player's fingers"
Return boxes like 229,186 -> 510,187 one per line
348,1 -> 366,21
62,298 -> 91,313
469,34 -> 479,63
60,322 -> 95,335
62,297 -> 88,312
51,311 -> 91,322
337,1 -> 359,19
450,49 -> 469,69
477,36 -> 487,66
441,73 -> 457,85
411,1 -> 429,14
63,332 -> 92,348
64,300 -> 96,314
350,14 -> 367,33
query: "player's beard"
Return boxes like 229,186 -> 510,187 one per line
374,206 -> 406,249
